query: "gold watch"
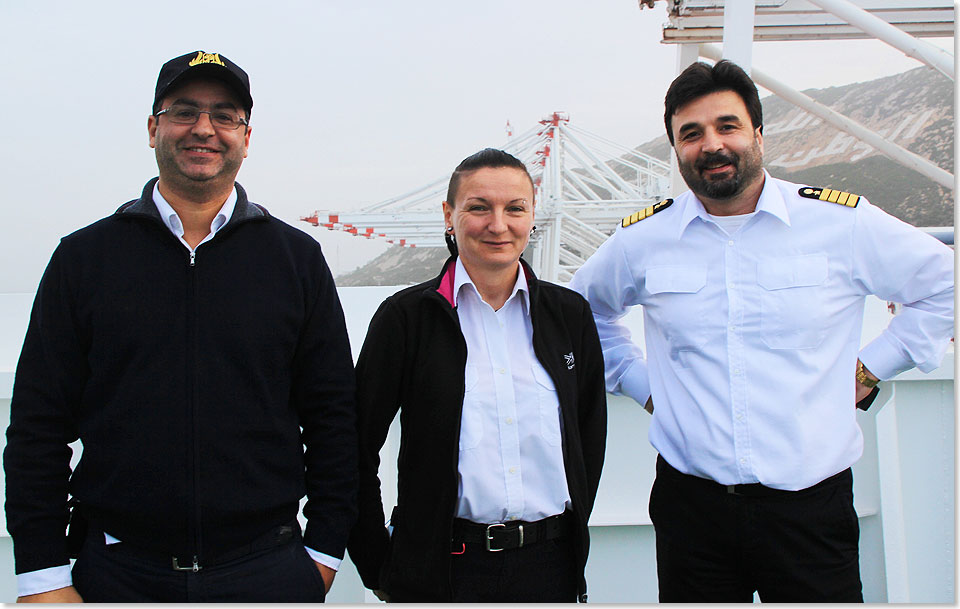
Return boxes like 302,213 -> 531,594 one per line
856,360 -> 879,388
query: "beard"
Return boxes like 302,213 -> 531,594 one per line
677,139 -> 764,201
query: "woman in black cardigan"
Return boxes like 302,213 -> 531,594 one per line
348,148 -> 607,602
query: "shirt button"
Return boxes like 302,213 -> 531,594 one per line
740,458 -> 747,465
736,413 -> 743,421
728,240 -> 735,246
498,368 -> 506,375
505,417 -> 514,425
727,283 -> 734,289
509,466 -> 517,474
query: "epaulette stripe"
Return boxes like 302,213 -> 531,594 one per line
620,198 -> 673,228
798,186 -> 861,208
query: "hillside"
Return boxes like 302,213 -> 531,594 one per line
636,66 -> 954,226
339,66 -> 954,285
336,245 -> 449,287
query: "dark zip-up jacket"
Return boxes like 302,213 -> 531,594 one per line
347,257 -> 606,602
4,178 -> 358,574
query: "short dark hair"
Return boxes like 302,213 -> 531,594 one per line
445,148 -> 534,205
443,148 -> 535,256
663,59 -> 762,146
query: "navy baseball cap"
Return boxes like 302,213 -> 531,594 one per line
153,50 -> 253,117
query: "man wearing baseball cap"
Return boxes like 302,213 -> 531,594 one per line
5,50 -> 358,602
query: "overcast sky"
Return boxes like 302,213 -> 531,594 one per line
0,1 -> 952,291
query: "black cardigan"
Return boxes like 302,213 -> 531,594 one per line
348,257 -> 606,601
4,178 -> 358,574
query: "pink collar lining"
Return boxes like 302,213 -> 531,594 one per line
436,258 -> 457,307
435,258 -> 534,309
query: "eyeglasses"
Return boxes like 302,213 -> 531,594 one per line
155,104 -> 249,130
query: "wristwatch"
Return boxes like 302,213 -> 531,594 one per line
856,360 -> 879,388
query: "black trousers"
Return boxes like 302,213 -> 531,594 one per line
649,455 -> 863,603
72,525 -> 327,602
390,535 -> 578,603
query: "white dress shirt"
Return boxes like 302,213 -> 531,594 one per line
18,185 -> 337,598
152,182 -> 236,252
571,172 -> 954,491
453,257 -> 571,523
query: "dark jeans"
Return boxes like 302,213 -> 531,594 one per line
650,455 -> 863,603
72,526 -> 327,602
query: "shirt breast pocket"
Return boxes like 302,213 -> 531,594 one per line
459,365 -> 483,450
532,364 -> 563,447
758,254 -> 828,349
645,265 -> 710,366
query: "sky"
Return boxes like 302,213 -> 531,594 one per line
0,0 -> 953,291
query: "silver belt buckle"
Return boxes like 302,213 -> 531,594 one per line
172,556 -> 201,572
485,523 -> 505,552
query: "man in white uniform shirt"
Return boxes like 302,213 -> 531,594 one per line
570,60 -> 953,602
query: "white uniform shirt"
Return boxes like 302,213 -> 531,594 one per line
570,172 -> 953,491
453,257 -> 572,523
18,185 -> 337,598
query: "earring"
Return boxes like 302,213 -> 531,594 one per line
446,226 -> 454,232
530,225 -> 538,235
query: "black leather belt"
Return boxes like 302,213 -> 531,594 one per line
452,512 -> 569,552
657,454 -> 851,497
95,521 -> 298,572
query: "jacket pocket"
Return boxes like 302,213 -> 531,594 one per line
758,254 -> 828,349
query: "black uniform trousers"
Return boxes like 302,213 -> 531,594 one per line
389,533 -> 579,602
649,455 -> 863,603
71,523 -> 327,602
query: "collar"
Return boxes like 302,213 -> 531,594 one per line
452,257 -> 530,312
674,170 -> 790,238
117,178 -> 267,226
152,182 -> 237,239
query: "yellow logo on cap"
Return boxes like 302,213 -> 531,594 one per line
188,52 -> 225,67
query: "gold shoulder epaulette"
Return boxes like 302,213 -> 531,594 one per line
621,198 -> 673,228
798,186 -> 861,207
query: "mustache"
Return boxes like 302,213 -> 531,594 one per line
695,150 -> 738,171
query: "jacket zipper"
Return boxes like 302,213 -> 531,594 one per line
188,247 -> 202,563
529,282 -> 587,602
429,290 -> 467,599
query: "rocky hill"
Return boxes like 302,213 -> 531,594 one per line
637,66 -> 954,226
339,66 -> 954,285
336,245 -> 449,287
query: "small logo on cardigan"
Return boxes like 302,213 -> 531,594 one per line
564,352 -> 575,370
